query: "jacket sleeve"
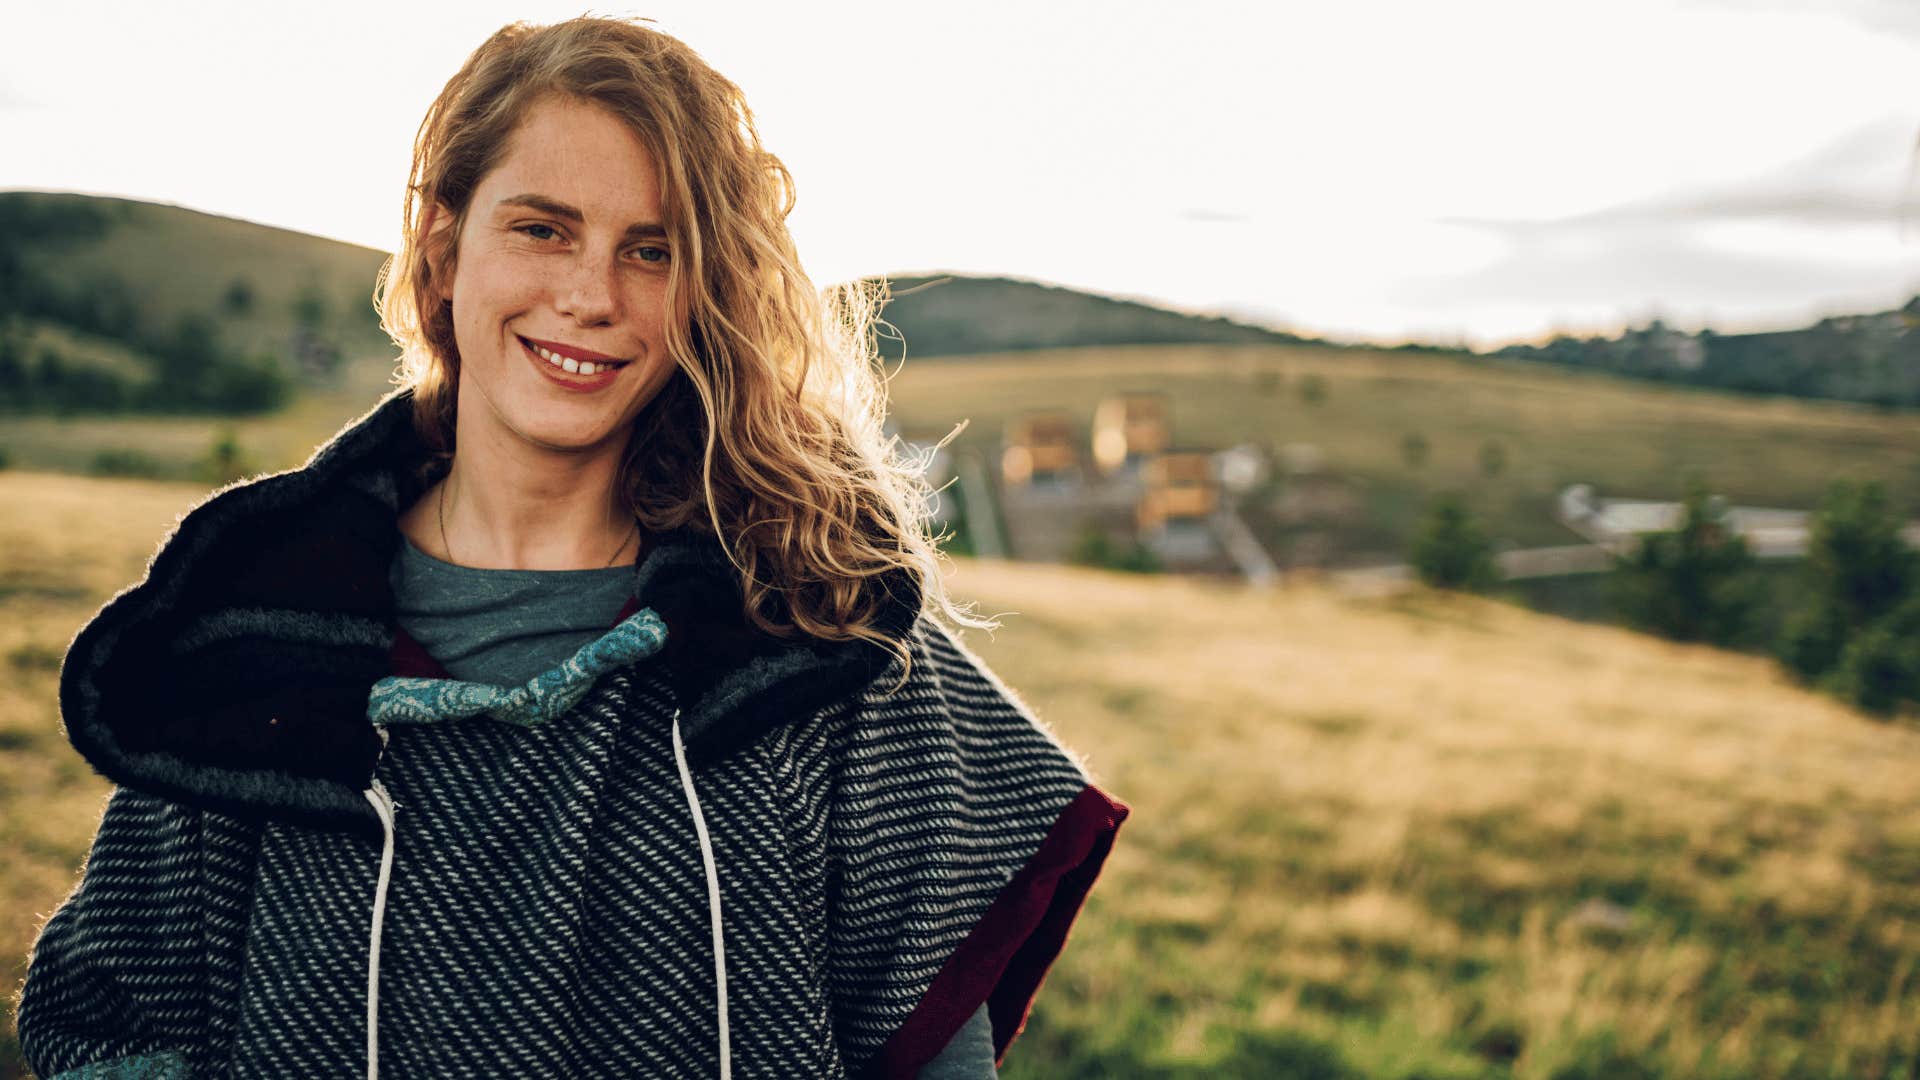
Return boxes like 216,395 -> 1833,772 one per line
823,617 -> 1128,1080
15,785 -> 230,1080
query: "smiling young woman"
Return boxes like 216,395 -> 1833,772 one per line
16,16 -> 1128,1080
394,93 -> 684,571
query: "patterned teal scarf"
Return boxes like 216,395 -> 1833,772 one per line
366,609 -> 670,728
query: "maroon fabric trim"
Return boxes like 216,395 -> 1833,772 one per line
388,625 -> 451,679
865,783 -> 1130,1079
612,594 -> 642,624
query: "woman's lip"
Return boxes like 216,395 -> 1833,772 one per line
518,334 -> 627,363
521,336 -> 624,391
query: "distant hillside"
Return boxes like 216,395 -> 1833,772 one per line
0,193 -> 1316,412
0,191 -> 394,414
0,190 -> 391,365
1495,306 -> 1920,410
14,189 -> 1920,416
868,273 -> 1308,360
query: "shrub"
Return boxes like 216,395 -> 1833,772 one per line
1794,480 -> 1914,636
1400,431 -> 1429,469
200,352 -> 291,413
1776,599 -> 1851,684
1822,592 -> 1920,718
223,276 -> 256,316
1410,492 -> 1499,591
1607,481 -> 1761,647
1070,523 -> 1161,574
1478,438 -> 1507,478
198,427 -> 257,486
1297,373 -> 1328,405
89,448 -> 163,478
1772,479 -> 1920,717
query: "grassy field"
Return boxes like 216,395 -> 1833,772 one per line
0,347 -> 399,480
885,344 -> 1920,555
2,470 -> 1917,1078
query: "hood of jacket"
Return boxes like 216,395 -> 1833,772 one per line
58,386 -> 923,842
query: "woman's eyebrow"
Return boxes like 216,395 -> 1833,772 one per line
497,192 -> 667,239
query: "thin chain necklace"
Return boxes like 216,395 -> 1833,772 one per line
437,475 -> 638,569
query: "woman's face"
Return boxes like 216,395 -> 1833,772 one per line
431,95 -> 680,458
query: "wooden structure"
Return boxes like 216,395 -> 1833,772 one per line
1001,411 -> 1079,487
1091,393 -> 1171,475
1136,450 -> 1218,533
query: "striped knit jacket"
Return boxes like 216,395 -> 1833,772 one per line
13,388 -> 1129,1080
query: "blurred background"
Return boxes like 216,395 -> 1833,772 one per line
5,1 -> 1920,1077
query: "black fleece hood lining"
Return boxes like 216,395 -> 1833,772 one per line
58,388 -> 925,840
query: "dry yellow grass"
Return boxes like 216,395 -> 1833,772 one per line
935,556 -> 1920,1077
3,470 -> 1917,1078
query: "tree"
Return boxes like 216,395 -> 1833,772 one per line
223,276 -> 256,316
1607,481 -> 1760,647
198,427 -> 258,486
1824,593 -> 1920,718
1297,373 -> 1328,406
292,279 -> 331,329
1775,479 -> 1920,716
1410,492 -> 1499,592
1478,439 -> 1508,479
149,310 -> 222,407
1798,480 -> 1915,631
1399,432 -> 1429,469
1069,522 -> 1160,574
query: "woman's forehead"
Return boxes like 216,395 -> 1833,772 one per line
478,97 -> 665,222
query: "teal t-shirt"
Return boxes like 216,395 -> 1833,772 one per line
390,534 -> 636,687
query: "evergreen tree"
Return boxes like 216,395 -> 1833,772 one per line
1825,593 -> 1920,717
223,276 -> 256,316
1607,481 -> 1760,646
1410,492 -> 1499,592
1777,479 -> 1920,716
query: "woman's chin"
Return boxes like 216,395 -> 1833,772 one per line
505,408 -> 627,454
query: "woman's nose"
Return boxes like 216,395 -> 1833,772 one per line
556,257 -> 620,326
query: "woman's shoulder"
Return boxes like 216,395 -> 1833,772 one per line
775,611 -> 1095,798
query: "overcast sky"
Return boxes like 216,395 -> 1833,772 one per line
5,0 -> 1920,349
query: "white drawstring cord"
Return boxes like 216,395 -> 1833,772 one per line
671,708 -> 731,1080
358,718 -> 726,1080
364,781 -> 397,1080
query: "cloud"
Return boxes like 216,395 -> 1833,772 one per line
1441,117 -> 1919,241
1678,0 -> 1920,40
1393,120 -> 1920,335
1391,231 -> 1903,310
1180,208 -> 1250,224
0,81 -> 39,111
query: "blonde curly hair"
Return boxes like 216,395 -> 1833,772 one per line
374,15 -> 991,686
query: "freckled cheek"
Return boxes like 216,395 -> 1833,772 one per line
625,282 -> 672,326
467,266 -> 550,318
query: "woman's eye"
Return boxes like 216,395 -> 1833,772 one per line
633,246 -> 670,264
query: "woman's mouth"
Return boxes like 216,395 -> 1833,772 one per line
519,336 -> 630,391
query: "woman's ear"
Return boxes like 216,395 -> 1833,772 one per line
421,200 -> 458,303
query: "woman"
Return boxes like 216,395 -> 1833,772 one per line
15,15 -> 1127,1080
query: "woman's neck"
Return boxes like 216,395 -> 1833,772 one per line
402,425 -> 639,572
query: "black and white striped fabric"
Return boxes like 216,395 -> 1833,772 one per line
14,388 -> 1128,1080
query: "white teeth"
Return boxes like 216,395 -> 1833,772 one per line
527,338 -> 622,376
